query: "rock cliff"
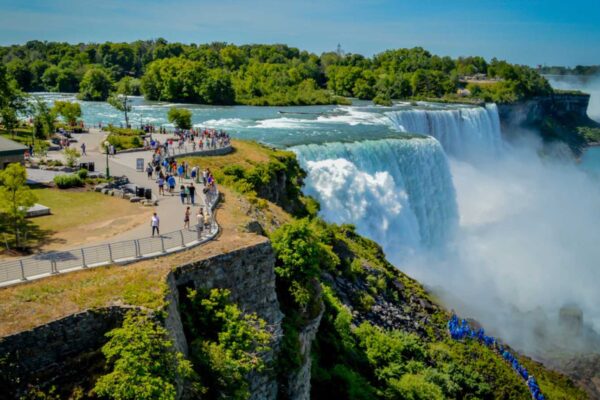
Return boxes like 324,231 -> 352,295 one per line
497,93 -> 598,155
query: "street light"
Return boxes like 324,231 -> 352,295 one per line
104,140 -> 110,179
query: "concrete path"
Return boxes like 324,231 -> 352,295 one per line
35,129 -> 217,245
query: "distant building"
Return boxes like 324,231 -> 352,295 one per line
0,136 -> 27,169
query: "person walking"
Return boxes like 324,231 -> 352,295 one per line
151,213 -> 160,236
80,142 -> 86,155
196,208 -> 204,235
188,183 -> 196,205
180,185 -> 186,204
167,174 -> 176,195
146,163 -> 153,179
184,207 -> 191,229
177,164 -> 184,182
157,176 -> 165,196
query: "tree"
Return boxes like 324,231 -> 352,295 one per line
167,107 -> 192,130
78,67 -> 113,101
52,101 -> 81,125
0,63 -> 26,114
0,107 -> 19,138
63,147 -> 81,168
30,97 -> 55,141
108,76 -> 134,127
0,163 -> 37,249
93,312 -> 193,400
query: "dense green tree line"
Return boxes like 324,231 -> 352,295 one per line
539,65 -> 600,76
0,40 -> 552,105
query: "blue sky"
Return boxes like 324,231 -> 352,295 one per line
0,0 -> 599,66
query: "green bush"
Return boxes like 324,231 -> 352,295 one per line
76,168 -> 88,180
53,174 -> 83,188
180,288 -> 271,400
104,125 -> 144,136
93,312 -> 193,400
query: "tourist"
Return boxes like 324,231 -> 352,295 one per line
188,183 -> 196,205
190,166 -> 198,182
184,207 -> 191,229
151,213 -> 160,236
146,163 -> 153,179
156,176 -> 165,196
180,184 -> 186,204
196,208 -> 204,234
167,174 -> 176,195
80,142 -> 86,155
177,163 -> 184,182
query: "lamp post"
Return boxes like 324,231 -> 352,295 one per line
104,140 -> 110,179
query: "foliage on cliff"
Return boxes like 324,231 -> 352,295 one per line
93,312 -> 193,400
205,143 -> 318,216
179,288 -> 272,400
1,40 -> 550,105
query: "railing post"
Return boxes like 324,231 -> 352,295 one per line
51,258 -> 58,274
179,230 -> 186,247
135,239 -> 141,258
19,260 -> 26,281
81,248 -> 87,268
160,236 -> 166,253
107,243 -> 114,263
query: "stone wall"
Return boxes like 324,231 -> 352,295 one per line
0,241 -> 286,400
170,240 -> 284,400
0,306 -> 131,399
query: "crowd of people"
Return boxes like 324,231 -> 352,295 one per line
145,141 -> 218,236
448,315 -> 546,400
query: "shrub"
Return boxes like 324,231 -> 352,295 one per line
387,373 -> 444,400
93,312 -> 193,400
104,125 -> 144,136
76,168 -> 88,180
53,174 -> 83,188
181,288 -> 271,400
63,147 -> 80,168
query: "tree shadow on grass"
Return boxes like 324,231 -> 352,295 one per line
0,220 -> 65,257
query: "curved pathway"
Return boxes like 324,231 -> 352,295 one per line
0,129 -> 227,287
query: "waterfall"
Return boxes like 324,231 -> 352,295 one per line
385,104 -> 504,160
293,138 -> 458,260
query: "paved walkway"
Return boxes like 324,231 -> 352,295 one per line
36,129 -> 218,245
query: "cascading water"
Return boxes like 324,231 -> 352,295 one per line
386,103 -> 504,160
293,138 -> 458,261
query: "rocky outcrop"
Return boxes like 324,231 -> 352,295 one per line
498,93 -> 592,126
497,93 -> 598,155
170,241 -> 284,400
285,292 -> 324,400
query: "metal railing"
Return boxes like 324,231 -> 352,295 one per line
0,192 -> 221,288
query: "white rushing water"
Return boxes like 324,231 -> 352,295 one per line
293,138 -> 458,259
295,103 -> 600,356
385,103 -> 505,160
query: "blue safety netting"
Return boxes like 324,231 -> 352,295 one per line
448,315 -> 545,400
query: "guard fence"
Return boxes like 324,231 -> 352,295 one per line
0,194 -> 220,288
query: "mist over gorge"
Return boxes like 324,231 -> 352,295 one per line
294,102 -> 600,361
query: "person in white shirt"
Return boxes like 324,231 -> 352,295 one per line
151,213 -> 160,236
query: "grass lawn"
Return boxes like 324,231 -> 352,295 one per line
1,187 -> 152,253
182,139 -> 276,171
0,127 -> 35,145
